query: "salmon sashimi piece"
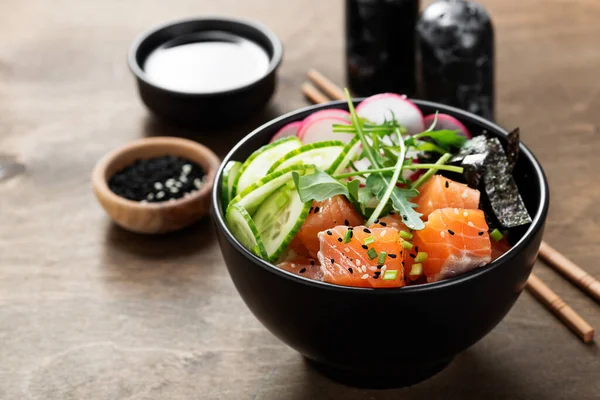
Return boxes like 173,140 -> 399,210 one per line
295,195 -> 364,258
412,208 -> 492,282
317,225 -> 407,288
278,256 -> 324,281
414,175 -> 480,220
369,212 -> 408,232
491,237 -> 511,261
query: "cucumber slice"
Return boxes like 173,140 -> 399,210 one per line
233,136 -> 302,196
253,184 -> 311,262
267,140 -> 345,174
221,161 -> 242,207
327,137 -> 362,175
226,203 -> 268,258
229,164 -> 315,215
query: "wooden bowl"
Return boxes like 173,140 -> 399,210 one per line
92,136 -> 220,234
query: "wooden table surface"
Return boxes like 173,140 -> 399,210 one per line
1,1 -> 599,399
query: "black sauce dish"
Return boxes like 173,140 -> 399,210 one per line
211,100 -> 549,389
128,17 -> 283,127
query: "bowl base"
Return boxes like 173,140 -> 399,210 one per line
305,357 -> 453,389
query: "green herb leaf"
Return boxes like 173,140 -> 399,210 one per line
415,130 -> 467,150
292,170 -> 349,202
347,179 -> 360,202
366,174 -> 424,230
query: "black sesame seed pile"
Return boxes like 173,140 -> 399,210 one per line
108,155 -> 206,203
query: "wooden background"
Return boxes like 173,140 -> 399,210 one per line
1,0 -> 599,399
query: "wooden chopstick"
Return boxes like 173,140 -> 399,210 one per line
527,273 -> 594,343
303,68 -> 596,343
539,241 -> 600,302
307,69 -> 346,101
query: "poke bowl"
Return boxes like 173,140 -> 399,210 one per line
211,95 -> 549,388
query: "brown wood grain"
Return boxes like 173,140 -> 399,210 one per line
0,0 -> 599,399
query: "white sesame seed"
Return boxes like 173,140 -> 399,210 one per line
140,200 -> 148,204
170,187 -> 179,193
369,266 -> 377,271
362,266 -> 367,273
440,230 -> 446,238
154,182 -> 163,190
454,208 -> 459,215
194,178 -> 202,188
381,266 -> 387,274
182,164 -> 192,174
146,193 -> 154,200
461,191 -> 468,199
344,247 -> 350,252
361,274 -> 369,280
463,211 -> 469,217
166,178 -> 176,187
156,191 -> 165,199
468,221 -> 475,227
380,230 -> 386,237
291,263 -> 296,269
175,181 -> 183,188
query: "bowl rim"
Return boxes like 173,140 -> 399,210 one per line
92,136 -> 220,211
127,15 -> 283,98
212,99 -> 550,293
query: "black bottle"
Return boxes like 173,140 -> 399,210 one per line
345,0 -> 420,97
416,0 -> 495,121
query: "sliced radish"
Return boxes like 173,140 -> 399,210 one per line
301,109 -> 351,128
297,116 -> 353,144
356,93 -> 424,135
423,113 -> 472,138
270,121 -> 302,143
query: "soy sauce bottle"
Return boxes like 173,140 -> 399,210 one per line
345,0 -> 420,97
416,0 -> 495,120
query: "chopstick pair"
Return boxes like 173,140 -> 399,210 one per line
302,69 -> 596,343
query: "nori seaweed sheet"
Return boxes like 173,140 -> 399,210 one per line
450,135 -> 532,229
506,128 -> 520,172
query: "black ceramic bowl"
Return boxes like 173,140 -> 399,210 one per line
128,17 -> 283,126
211,100 -> 549,388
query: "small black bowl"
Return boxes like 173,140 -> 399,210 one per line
128,17 -> 283,126
211,100 -> 549,388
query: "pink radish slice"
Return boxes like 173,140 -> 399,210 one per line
297,116 -> 353,144
423,113 -> 472,138
270,121 -> 302,143
301,109 -> 351,129
356,93 -> 424,135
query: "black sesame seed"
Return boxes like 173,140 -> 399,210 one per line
337,237 -> 343,242
380,222 -> 387,226
299,268 -> 306,274
310,260 -> 315,266
348,267 -> 353,274
415,246 -> 419,253
389,211 -> 395,215
402,261 -> 405,266
448,229 -> 455,235
374,271 -> 381,275
348,230 -> 353,239
409,253 -> 416,258
478,232 -> 484,236
389,254 -> 397,259
310,207 -> 314,213
348,227 -> 354,230
344,219 -> 349,226
374,219 -> 380,224
402,215 -> 407,220
326,230 -> 332,236
363,228 -> 371,233
445,180 -> 449,188
314,207 -> 320,213
372,275 -> 379,279
330,258 -> 335,264
377,265 -> 383,269
362,244 -> 368,250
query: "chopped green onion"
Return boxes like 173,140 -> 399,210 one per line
343,229 -> 353,243
364,236 -> 375,245
414,252 -> 428,263
367,248 -> 378,260
410,263 -> 423,276
377,251 -> 387,264
383,270 -> 398,280
412,153 -> 452,189
490,228 -> 504,242
399,230 -> 413,240
402,241 -> 413,250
